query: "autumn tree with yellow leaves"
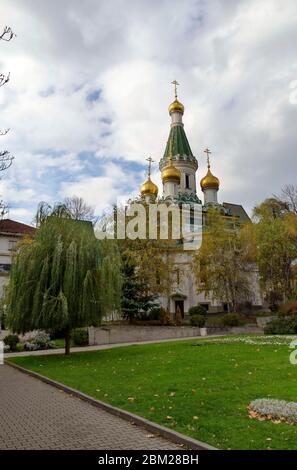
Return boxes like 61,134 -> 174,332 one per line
194,208 -> 255,312
252,197 -> 297,310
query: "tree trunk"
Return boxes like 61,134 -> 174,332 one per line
65,328 -> 71,355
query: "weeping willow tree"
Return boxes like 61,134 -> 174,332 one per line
7,216 -> 122,354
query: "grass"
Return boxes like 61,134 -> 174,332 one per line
51,338 -> 66,349
7,335 -> 297,450
52,338 -> 80,349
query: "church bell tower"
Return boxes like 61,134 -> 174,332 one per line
159,81 -> 198,198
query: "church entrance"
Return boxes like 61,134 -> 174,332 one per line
175,300 -> 184,319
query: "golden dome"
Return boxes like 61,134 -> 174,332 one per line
140,177 -> 158,197
200,168 -> 219,191
161,162 -> 181,184
168,99 -> 184,115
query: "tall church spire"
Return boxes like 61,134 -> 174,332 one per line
159,81 -> 198,196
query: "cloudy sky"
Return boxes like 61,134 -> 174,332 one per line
0,0 -> 296,224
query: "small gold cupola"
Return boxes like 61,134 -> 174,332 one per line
168,80 -> 184,115
168,99 -> 184,115
161,139 -> 181,184
200,148 -> 219,191
140,157 -> 158,198
161,161 -> 181,184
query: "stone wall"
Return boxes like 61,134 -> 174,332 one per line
88,325 -> 202,346
256,316 -> 276,328
0,329 -> 9,341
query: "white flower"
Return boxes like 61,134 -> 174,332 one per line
250,399 -> 297,424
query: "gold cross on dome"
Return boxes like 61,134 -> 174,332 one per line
204,148 -> 212,168
171,80 -> 179,100
146,157 -> 155,178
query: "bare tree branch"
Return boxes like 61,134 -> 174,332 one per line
35,197 -> 96,227
0,25 -> 15,217
0,72 -> 10,88
0,200 -> 9,219
64,196 -> 95,221
0,150 -> 14,171
0,26 -> 15,42
280,185 -> 297,214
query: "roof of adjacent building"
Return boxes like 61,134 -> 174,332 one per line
222,203 -> 251,223
0,218 -> 36,236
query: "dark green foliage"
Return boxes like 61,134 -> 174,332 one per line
221,313 -> 242,327
48,328 -> 66,340
121,254 -> 157,322
16,343 -> 25,352
0,300 -> 6,329
205,317 -> 224,328
190,314 -> 206,327
4,334 -> 19,351
6,217 -> 122,344
255,311 -> 274,317
264,315 -> 297,335
188,304 -> 207,316
148,306 -> 165,321
0,312 -> 5,330
72,328 -> 89,346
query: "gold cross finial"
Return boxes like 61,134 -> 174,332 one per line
171,80 -> 179,100
204,148 -> 212,168
146,157 -> 155,178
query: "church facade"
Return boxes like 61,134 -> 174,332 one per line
139,84 -> 262,317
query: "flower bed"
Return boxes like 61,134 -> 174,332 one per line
195,335 -> 297,346
249,399 -> 297,425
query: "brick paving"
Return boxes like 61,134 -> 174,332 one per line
0,365 -> 179,450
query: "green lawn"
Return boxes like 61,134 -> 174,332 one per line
7,335 -> 297,450
51,338 -> 66,349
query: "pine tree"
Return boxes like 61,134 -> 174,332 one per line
121,253 -> 158,322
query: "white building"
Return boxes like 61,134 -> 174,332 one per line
140,86 -> 262,317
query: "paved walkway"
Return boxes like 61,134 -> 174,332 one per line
5,335 -> 206,358
0,365 -> 179,450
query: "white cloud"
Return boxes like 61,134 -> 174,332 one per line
60,162 -> 138,213
0,0 -> 296,221
9,207 -> 33,221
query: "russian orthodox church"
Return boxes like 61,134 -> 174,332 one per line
139,82 -> 262,316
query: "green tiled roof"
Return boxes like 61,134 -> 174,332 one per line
161,125 -> 194,164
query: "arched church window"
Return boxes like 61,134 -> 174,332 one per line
185,174 -> 190,189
